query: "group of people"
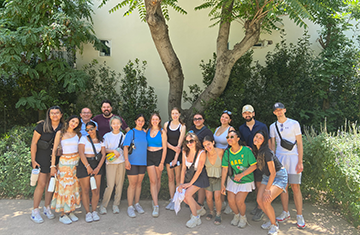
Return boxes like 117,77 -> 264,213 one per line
30,100 -> 305,235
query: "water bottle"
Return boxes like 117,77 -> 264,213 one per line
30,167 -> 40,186
90,175 -> 97,190
48,176 -> 56,192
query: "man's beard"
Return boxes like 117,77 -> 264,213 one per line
103,110 -> 111,117
244,116 -> 253,122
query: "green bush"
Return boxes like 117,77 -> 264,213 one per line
303,123 -> 360,227
0,125 -> 35,198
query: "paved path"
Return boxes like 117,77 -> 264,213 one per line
0,199 -> 358,235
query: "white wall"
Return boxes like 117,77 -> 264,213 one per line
77,0 -> 323,119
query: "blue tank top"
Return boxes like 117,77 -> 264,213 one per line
147,129 -> 162,147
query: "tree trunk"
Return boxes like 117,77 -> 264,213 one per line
144,0 -> 185,116
185,7 -> 261,119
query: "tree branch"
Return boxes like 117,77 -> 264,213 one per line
216,1 -> 234,57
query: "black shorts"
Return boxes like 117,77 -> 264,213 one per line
165,148 -> 182,164
126,165 -> 146,175
77,158 -> 103,179
34,154 -> 59,174
147,149 -> 162,167
254,169 -> 263,182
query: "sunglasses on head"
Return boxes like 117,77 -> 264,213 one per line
223,110 -> 232,115
85,127 -> 95,132
185,139 -> 195,144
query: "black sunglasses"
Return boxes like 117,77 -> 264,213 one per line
85,127 -> 95,132
226,135 -> 236,139
185,139 -> 195,144
193,117 -> 203,121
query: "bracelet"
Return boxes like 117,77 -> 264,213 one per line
50,165 -> 56,168
85,164 -> 90,168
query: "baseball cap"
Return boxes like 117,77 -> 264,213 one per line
273,102 -> 285,111
242,105 -> 254,113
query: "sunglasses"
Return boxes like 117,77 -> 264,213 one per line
223,110 -> 232,115
193,117 -> 203,121
85,127 -> 95,132
226,135 -> 236,139
185,139 -> 195,144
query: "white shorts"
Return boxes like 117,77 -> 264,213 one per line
277,154 -> 301,184
226,177 -> 255,194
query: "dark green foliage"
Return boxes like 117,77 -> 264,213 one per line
0,125 -> 35,198
302,124 -> 360,227
78,59 -> 158,127
118,59 -> 158,128
186,30 -> 360,131
77,60 -> 122,115
0,0 -> 100,126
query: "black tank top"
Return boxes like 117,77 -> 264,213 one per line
167,121 -> 181,146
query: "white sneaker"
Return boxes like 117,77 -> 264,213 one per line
59,214 -> 72,225
186,215 -> 201,228
231,213 -> 240,226
238,215 -> 248,228
268,224 -> 279,235
262,221 -> 272,230
92,211 -> 100,221
196,206 -> 206,217
169,201 -> 175,211
127,206 -> 136,218
99,205 -> 107,215
85,212 -> 93,223
296,215 -> 306,229
30,208 -> 44,224
134,203 -> 145,214
152,205 -> 159,217
224,203 -> 233,214
165,199 -> 173,210
276,211 -> 290,222
68,212 -> 78,222
43,206 -> 55,219
112,205 -> 120,214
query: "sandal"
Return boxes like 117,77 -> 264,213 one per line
214,215 -> 222,225
206,211 -> 214,221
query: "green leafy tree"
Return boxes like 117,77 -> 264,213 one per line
99,0 -> 338,122
0,0 -> 100,119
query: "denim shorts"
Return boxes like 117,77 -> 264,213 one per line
261,168 -> 288,193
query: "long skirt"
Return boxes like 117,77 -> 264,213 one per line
51,153 -> 81,213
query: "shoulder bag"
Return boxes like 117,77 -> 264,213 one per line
226,148 -> 233,177
88,136 -> 102,161
128,129 -> 135,155
275,122 -> 297,151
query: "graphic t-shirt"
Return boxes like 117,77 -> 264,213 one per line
222,146 -> 257,184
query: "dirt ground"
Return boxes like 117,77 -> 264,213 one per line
0,199 -> 359,235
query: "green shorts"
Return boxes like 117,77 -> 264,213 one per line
205,177 -> 221,192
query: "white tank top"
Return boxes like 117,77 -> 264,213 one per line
185,150 -> 204,170
61,135 -> 79,154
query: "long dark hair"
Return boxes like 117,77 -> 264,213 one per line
252,130 -> 272,171
227,130 -> 242,146
86,121 -> 103,142
43,106 -> 64,133
183,132 -> 203,156
61,115 -> 81,138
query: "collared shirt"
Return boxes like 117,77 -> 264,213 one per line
238,119 -> 269,149
80,119 -> 98,137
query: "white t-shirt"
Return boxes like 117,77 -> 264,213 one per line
269,118 -> 301,156
79,136 -> 104,155
103,132 -> 125,164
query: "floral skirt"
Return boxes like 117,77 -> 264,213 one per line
51,153 -> 81,213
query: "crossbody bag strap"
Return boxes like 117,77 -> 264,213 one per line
191,150 -> 199,168
118,134 -> 124,148
275,122 -> 283,140
87,136 -> 99,155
